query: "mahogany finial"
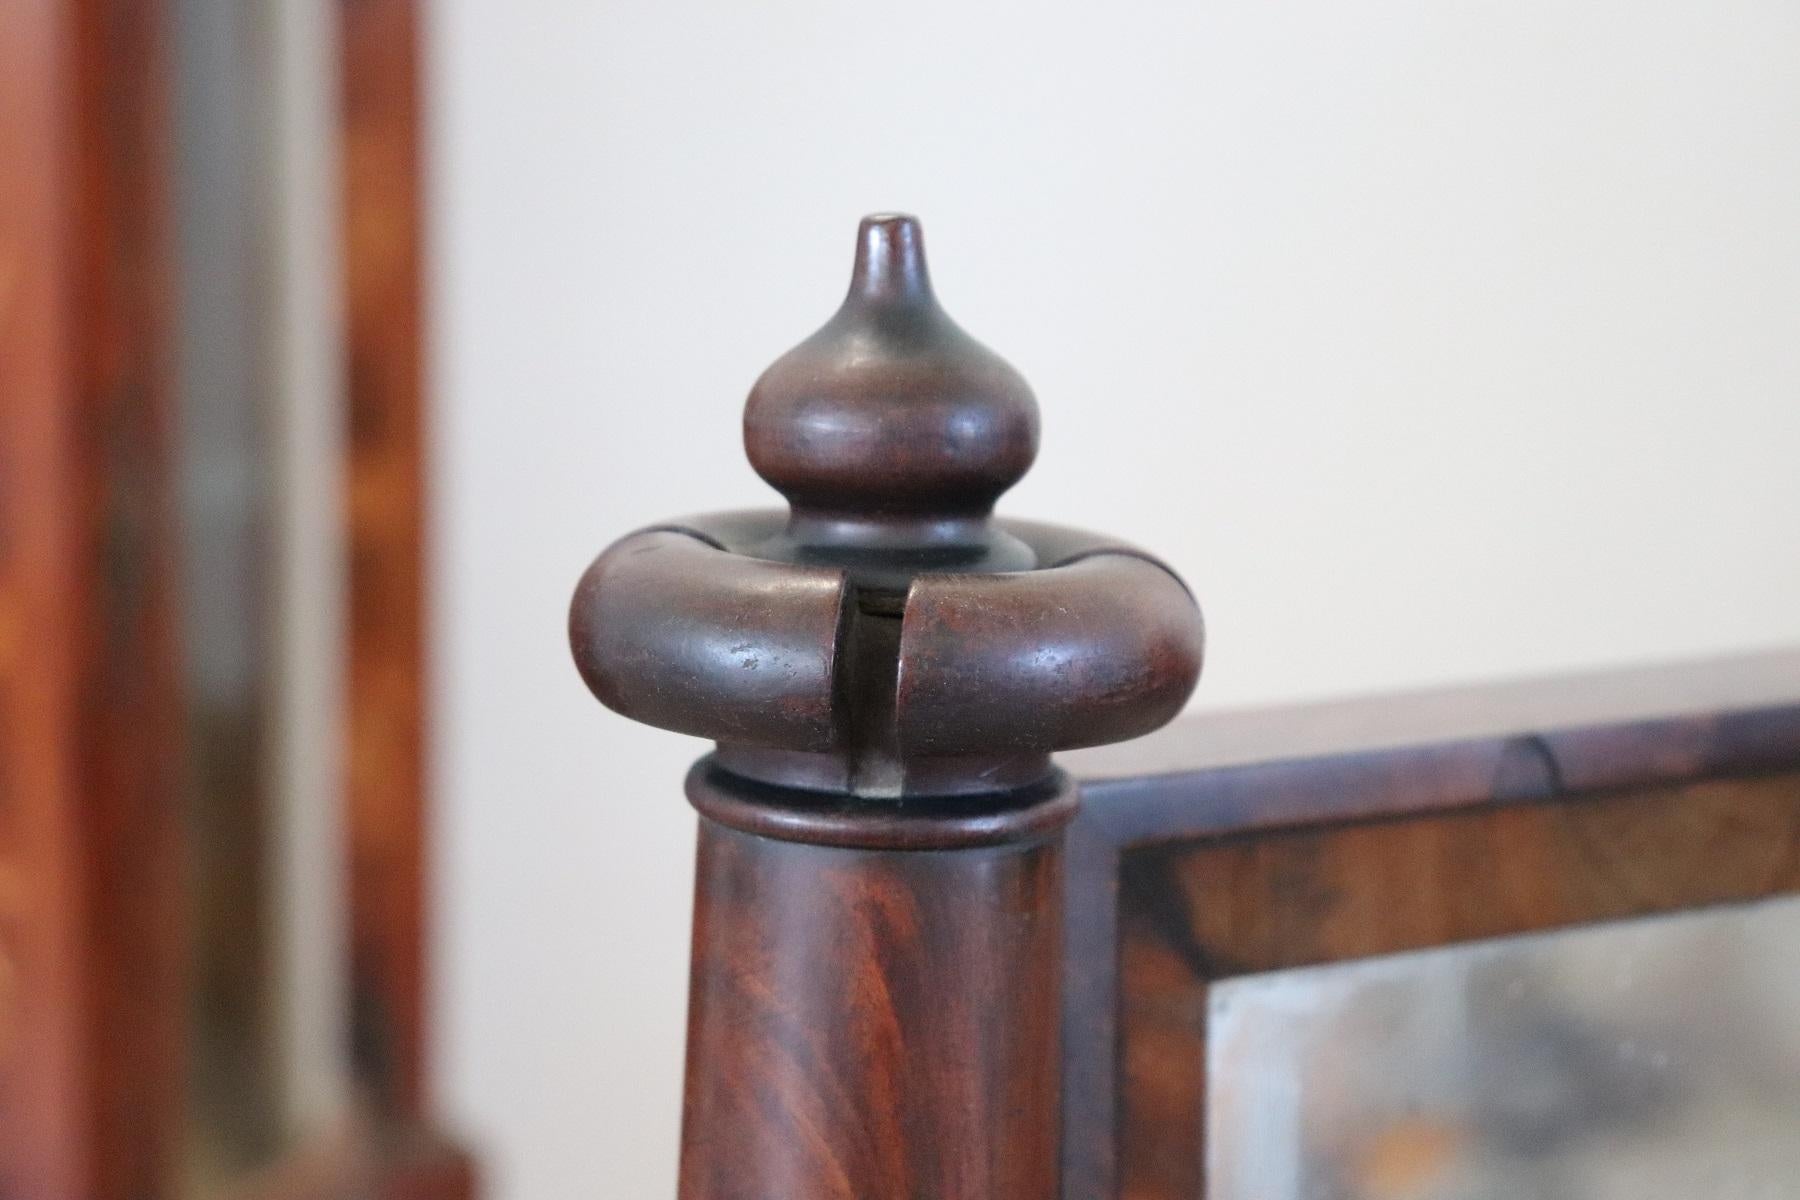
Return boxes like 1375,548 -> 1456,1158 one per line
847,213 -> 934,302
743,216 -> 1040,570
572,216 -> 1203,810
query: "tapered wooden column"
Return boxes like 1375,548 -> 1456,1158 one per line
571,216 -> 1203,1200
682,775 -> 1070,1200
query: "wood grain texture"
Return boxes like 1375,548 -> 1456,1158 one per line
1059,813 -> 1124,1200
0,6 -> 93,1192
1128,769 -> 1800,982
1063,659 -> 1800,1200
1064,649 -> 1800,784
1061,669 -> 1800,1200
339,0 -> 431,1117
1115,769 -> 1800,1200
570,218 -> 1203,801
571,217 -> 1203,1200
0,1 -> 183,1196
1,1 -> 462,1193
680,818 -> 1066,1200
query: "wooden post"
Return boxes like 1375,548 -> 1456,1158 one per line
570,216 -> 1204,1199
339,0 -> 435,1126
0,2 -> 183,1196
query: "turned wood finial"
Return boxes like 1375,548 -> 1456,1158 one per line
571,215 -> 1203,825
744,215 -> 1039,574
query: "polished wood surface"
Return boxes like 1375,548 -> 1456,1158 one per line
574,217 -> 1201,1199
571,217 -> 1203,801
565,218 -> 1800,1200
681,810 -> 1067,1200
1064,648 -> 1800,784
0,2 -> 183,1196
1116,770 -> 1800,1200
1129,767 -> 1800,979
1060,654 -> 1800,1200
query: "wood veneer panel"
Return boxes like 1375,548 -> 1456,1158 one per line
1112,767 -> 1800,1200
1064,662 -> 1800,1200
1066,650 -> 1800,785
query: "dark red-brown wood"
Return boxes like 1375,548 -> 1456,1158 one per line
340,0 -> 433,1121
569,212 -> 1800,1200
2,0 -> 470,1193
1060,652 -> 1800,1200
0,1 -> 184,1197
570,216 -> 1204,801
572,216 -> 1203,1200
231,0 -> 473,1192
680,804 -> 1067,1200
321,0 -> 475,1194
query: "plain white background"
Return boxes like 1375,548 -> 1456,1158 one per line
426,2 -> 1800,1194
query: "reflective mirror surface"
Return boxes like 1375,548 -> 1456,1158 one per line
1209,897 -> 1800,1200
174,0 -> 347,1190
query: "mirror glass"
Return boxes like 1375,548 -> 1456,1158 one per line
1208,896 -> 1800,1200
173,0 -> 347,1190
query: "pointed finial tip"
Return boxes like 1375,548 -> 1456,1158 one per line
851,213 -> 931,301
744,212 -> 1037,528
856,212 -> 914,232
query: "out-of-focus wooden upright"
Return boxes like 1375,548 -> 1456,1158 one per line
0,2 -> 184,1196
0,2 -> 471,1196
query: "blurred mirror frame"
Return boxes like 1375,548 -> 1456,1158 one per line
0,1 -> 472,1197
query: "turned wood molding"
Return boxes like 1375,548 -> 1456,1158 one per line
570,216 -> 1203,1200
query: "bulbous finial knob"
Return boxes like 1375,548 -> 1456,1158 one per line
572,215 -> 1204,810
744,216 -> 1040,561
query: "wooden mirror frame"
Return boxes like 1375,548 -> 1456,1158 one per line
1062,651 -> 1800,1200
561,217 -> 1800,1199
10,6 -> 1799,1197
0,1 -> 470,1195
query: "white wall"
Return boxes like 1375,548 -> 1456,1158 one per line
427,2 -> 1800,1194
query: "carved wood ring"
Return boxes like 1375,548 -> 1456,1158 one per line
570,216 -> 1203,820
